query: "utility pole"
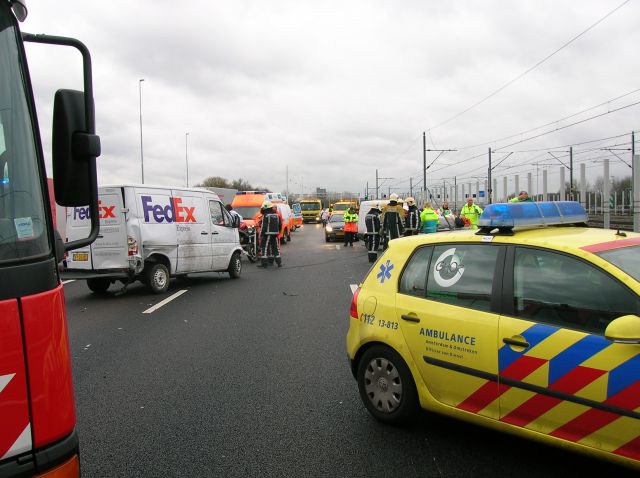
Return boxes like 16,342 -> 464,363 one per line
487,148 -> 492,204
376,169 -> 379,199
423,132 -> 426,192
286,165 -> 289,199
409,178 -> 413,197
569,146 -> 573,199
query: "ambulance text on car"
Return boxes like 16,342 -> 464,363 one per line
347,201 -> 640,469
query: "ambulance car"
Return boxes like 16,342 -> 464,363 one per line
64,184 -> 243,294
347,201 -> 639,469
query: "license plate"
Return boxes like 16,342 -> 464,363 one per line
73,252 -> 89,261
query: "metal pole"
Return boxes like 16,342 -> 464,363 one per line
185,132 -> 189,187
454,176 -> 457,210
423,132 -> 427,192
543,169 -> 548,201
139,78 -> 145,183
527,173 -> 532,199
560,167 -> 565,200
487,147 -> 492,204
410,178 -> 413,197
376,169 -> 379,200
580,163 -> 586,210
604,158 -> 610,229
634,154 -> 640,232
569,146 -> 574,199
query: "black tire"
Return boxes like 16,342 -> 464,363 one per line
286,229 -> 292,242
144,263 -> 170,294
246,248 -> 257,263
325,235 -> 330,242
228,252 -> 242,279
357,345 -> 419,425
87,278 -> 110,294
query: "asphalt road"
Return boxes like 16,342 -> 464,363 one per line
62,224 -> 636,477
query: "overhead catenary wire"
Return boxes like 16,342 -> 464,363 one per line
425,0 -> 631,134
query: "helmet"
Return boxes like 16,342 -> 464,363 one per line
261,200 -> 274,209
406,197 -> 415,206
389,193 -> 399,201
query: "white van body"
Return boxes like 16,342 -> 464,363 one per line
357,200 -> 381,238
64,184 -> 243,293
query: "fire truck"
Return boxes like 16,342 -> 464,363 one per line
0,1 -> 100,476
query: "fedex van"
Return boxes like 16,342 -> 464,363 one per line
64,184 -> 243,294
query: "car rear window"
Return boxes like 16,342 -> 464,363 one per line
596,245 -> 640,282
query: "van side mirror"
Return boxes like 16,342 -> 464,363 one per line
605,315 -> 640,344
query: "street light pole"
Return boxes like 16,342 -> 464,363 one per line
185,132 -> 189,187
139,78 -> 145,184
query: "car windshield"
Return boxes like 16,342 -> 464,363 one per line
333,203 -> 350,211
596,245 -> 640,282
329,214 -> 344,223
0,8 -> 50,264
300,202 -> 320,211
234,206 -> 260,219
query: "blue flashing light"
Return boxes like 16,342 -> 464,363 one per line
1,177 -> 8,186
477,201 -> 588,229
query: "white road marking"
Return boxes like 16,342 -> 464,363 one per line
62,280 -> 75,284
350,284 -> 358,294
142,290 -> 188,314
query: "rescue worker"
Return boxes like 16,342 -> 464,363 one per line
381,193 -> 405,249
320,208 -> 329,225
460,197 -> 483,230
441,202 -> 452,216
342,206 -> 359,247
420,202 -> 439,233
364,202 -> 382,262
404,197 -> 420,236
225,204 -> 243,227
509,190 -> 533,202
258,200 -> 282,268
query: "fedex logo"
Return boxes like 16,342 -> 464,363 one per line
141,196 -> 196,223
73,201 -> 116,220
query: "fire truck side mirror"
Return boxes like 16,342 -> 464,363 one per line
52,89 -> 101,207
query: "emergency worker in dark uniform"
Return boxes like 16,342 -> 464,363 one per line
381,193 -> 405,249
364,202 -> 382,262
404,197 -> 420,236
258,200 -> 282,268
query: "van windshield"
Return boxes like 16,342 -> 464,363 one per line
300,202 -> 320,211
0,9 -> 50,264
235,206 -> 260,220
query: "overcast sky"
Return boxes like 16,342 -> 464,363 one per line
22,0 -> 640,199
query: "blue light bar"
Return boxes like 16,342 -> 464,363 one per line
477,201 -> 588,229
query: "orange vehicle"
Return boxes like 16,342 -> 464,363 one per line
231,192 -> 266,227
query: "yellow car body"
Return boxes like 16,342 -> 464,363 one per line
347,226 -> 640,469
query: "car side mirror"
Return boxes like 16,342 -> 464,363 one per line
604,315 -> 640,344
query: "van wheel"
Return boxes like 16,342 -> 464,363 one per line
228,252 -> 242,278
87,278 -> 110,294
357,345 -> 418,425
145,263 -> 170,294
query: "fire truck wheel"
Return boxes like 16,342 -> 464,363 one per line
228,252 -> 242,279
87,278 -> 110,294
145,263 -> 170,294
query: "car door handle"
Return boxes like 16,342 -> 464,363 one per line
97,234 -> 104,238
201,231 -> 209,235
503,337 -> 530,348
211,231 -> 219,235
401,314 -> 420,323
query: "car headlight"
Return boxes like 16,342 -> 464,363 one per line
326,225 -> 333,232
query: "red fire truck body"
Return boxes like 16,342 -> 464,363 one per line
0,1 -> 100,476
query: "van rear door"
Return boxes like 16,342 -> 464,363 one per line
65,205 -> 93,270
90,188 -> 128,270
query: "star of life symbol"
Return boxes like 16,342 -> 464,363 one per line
377,260 -> 394,283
